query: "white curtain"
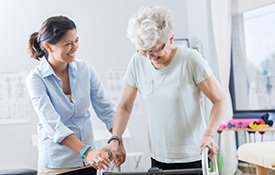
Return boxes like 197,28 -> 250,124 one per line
209,0 -> 238,175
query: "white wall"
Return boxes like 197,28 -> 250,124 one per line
232,0 -> 275,14
0,0 -> 193,170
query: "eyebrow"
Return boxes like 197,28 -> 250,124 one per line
64,37 -> 79,43
142,43 -> 165,52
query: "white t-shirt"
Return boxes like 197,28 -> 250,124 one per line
124,46 -> 213,163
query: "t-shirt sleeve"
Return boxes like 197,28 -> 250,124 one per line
188,50 -> 213,84
123,55 -> 138,88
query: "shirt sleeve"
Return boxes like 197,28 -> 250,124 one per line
188,50 -> 213,85
25,73 -> 73,143
88,64 -> 115,131
123,54 -> 138,88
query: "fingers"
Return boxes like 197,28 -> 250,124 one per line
199,135 -> 219,157
114,150 -> 126,167
202,143 -> 219,157
90,160 -> 99,169
208,143 -> 219,157
89,150 -> 112,170
92,156 -> 110,169
113,143 -> 126,167
114,153 -> 123,167
99,150 -> 112,168
101,142 -> 126,167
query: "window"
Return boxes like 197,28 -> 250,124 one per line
231,3 -> 275,117
174,38 -> 190,48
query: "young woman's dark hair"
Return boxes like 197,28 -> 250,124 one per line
28,16 -> 76,60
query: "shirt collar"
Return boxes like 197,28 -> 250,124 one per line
68,59 -> 77,72
39,57 -> 55,78
38,57 -> 78,78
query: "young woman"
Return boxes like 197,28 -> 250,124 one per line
27,16 -> 124,175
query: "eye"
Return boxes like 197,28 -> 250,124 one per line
159,43 -> 166,51
64,42 -> 72,46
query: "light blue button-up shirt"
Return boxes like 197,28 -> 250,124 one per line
26,57 -> 115,168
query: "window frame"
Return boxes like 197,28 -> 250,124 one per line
230,3 -> 275,118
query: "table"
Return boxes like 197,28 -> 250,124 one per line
237,141 -> 275,175
217,127 -> 275,175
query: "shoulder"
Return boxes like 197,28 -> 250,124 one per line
26,66 -> 42,82
128,52 -> 150,68
178,47 -> 206,66
25,68 -> 44,89
72,59 -> 89,69
172,46 -> 201,68
176,46 -> 200,60
71,59 -> 96,73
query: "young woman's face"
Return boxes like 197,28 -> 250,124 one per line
48,29 -> 79,64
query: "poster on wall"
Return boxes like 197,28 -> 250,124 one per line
106,67 -> 142,114
106,67 -> 126,105
0,72 -> 31,124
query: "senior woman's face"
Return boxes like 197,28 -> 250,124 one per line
138,36 -> 176,69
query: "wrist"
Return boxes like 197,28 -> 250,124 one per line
79,145 -> 91,159
109,139 -> 120,147
83,148 -> 93,160
204,128 -> 216,137
203,134 -> 214,138
107,136 -> 122,145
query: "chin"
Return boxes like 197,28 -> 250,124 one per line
66,58 -> 75,63
154,58 -> 162,64
69,55 -> 76,60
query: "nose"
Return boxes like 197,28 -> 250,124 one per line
148,54 -> 158,60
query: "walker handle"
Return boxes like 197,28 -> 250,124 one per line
202,146 -> 219,175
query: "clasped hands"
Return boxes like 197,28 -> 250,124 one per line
85,141 -> 126,170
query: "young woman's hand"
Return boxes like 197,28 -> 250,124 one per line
84,148 -> 112,170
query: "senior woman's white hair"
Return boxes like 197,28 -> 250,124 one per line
127,5 -> 174,50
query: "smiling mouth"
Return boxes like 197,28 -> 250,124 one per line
67,53 -> 76,57
151,56 -> 160,61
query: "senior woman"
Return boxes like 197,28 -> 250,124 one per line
106,5 -> 227,171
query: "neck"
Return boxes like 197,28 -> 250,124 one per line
166,46 -> 177,65
48,57 -> 68,75
154,46 -> 177,70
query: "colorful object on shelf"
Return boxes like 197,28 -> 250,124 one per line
218,123 -> 227,129
227,118 -> 265,128
218,115 -> 274,130
249,123 -> 269,129
261,113 -> 274,127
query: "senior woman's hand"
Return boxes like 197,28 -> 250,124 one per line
199,135 -> 219,157
104,139 -> 126,167
114,141 -> 126,167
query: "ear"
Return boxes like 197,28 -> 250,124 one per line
169,34 -> 175,44
43,42 -> 53,53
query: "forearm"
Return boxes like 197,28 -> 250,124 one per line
112,108 -> 131,138
61,134 -> 86,154
204,100 -> 227,137
111,84 -> 137,138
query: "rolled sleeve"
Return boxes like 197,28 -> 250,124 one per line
53,123 -> 74,143
26,74 -> 74,143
